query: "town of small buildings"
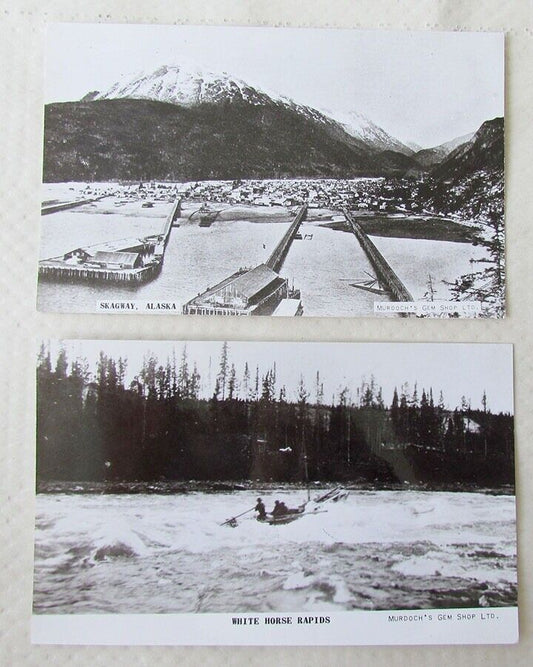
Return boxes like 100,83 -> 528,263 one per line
77,177 -> 461,219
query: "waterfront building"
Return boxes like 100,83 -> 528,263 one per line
183,263 -> 288,316
92,251 -> 143,270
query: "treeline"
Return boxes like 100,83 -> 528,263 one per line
36,344 -> 514,488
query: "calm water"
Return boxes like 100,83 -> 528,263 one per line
282,221 -> 379,316
33,490 -> 517,614
370,235 -> 489,301
37,191 -> 485,315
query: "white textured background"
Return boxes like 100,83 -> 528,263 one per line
1,1 -> 532,664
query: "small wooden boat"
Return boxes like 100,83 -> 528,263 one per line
220,419 -> 350,530
346,271 -> 387,295
258,504 -> 307,525
220,486 -> 348,528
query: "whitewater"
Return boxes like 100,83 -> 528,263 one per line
33,489 -> 517,614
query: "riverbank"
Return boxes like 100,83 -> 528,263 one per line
36,479 -> 515,496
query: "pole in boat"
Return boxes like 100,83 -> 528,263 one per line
220,507 -> 255,527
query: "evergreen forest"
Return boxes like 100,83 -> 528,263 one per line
36,343 -> 514,489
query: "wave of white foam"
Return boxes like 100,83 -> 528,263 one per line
35,490 -> 516,559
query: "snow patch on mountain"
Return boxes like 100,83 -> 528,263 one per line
94,63 -> 276,108
414,131 -> 475,169
321,108 -> 416,155
439,131 -> 475,153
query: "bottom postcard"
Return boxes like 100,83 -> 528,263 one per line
33,341 -> 517,645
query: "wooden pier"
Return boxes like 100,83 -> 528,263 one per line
265,204 -> 307,273
160,198 -> 182,247
39,198 -> 181,285
38,262 -> 162,284
41,196 -> 106,215
342,208 -> 413,303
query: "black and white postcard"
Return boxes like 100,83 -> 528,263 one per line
38,25 -> 504,318
33,341 -> 517,645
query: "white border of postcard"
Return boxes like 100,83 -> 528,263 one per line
33,607 -> 518,645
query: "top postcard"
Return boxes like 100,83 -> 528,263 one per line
38,25 -> 504,318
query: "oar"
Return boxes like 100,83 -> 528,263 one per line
315,486 -> 340,504
220,507 -> 255,527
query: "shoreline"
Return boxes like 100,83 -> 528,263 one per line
36,479 -> 515,496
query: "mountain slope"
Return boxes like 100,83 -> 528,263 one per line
415,118 -> 504,223
93,63 -> 415,156
323,108 -> 417,156
414,132 -> 474,169
376,150 -> 424,175
94,64 -> 276,108
47,63 -> 489,181
44,63 -> 426,181
43,99 -> 392,182
431,118 -> 503,182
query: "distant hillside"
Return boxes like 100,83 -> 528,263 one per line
94,63 -> 417,156
415,118 -> 504,221
377,149 -> 424,176
43,62 -> 501,183
431,117 -> 503,183
318,107 -> 416,156
43,62 -> 429,182
43,98 -> 418,182
414,132 -> 474,169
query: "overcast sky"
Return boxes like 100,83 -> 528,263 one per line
48,341 -> 514,414
45,24 -> 504,148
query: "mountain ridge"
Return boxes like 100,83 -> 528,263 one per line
414,132 -> 475,169
90,63 -> 416,157
431,117 -> 503,182
43,98 -> 403,182
42,64 -> 502,183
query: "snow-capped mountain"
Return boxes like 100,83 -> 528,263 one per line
90,63 -> 412,155
94,64 -> 276,108
44,62 -> 430,182
321,108 -> 416,156
414,131 -> 475,169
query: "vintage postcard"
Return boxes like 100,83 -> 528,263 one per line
38,25 -> 504,318
32,341 -> 517,645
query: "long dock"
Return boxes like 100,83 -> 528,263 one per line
41,196 -> 106,215
160,198 -> 182,248
343,208 -> 413,302
265,204 -> 307,273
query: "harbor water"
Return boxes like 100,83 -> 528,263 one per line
38,185 -> 486,315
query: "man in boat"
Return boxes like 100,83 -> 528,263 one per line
272,500 -> 289,517
254,497 -> 266,520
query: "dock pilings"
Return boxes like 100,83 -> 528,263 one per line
342,208 -> 413,303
